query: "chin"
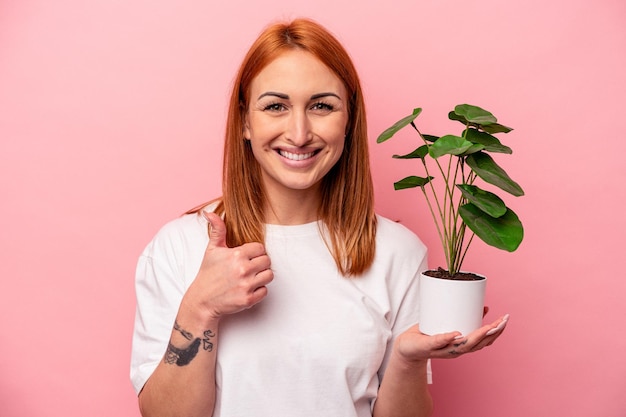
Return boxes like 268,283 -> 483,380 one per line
280,178 -> 322,192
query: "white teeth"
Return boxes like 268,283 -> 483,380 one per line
279,150 -> 315,161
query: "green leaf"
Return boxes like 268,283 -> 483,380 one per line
394,175 -> 433,190
377,108 -> 422,143
460,143 -> 485,156
429,135 -> 474,158
448,111 -> 468,124
481,123 -> 513,134
466,152 -> 525,197
459,203 -> 524,252
465,129 -> 512,154
422,134 -> 439,143
449,104 -> 513,133
454,104 -> 497,125
393,145 -> 428,159
456,184 -> 507,217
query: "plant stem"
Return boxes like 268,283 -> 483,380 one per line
456,232 -> 475,273
416,127 -> 452,270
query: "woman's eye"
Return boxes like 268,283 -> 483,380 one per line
263,103 -> 286,112
311,102 -> 334,112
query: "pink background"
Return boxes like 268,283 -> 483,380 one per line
1,0 -> 625,416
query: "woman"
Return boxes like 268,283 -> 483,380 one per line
130,18 -> 508,417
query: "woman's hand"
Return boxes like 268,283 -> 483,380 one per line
394,313 -> 509,363
182,211 -> 274,322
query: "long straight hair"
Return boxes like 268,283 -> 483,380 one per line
200,18 -> 377,276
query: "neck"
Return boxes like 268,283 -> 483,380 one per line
263,187 -> 322,225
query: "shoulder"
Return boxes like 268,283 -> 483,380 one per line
142,212 -> 209,259
147,201 -> 218,249
371,214 -> 428,276
154,212 -> 207,242
375,214 -> 427,255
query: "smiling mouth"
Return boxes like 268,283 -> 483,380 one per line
278,150 -> 318,161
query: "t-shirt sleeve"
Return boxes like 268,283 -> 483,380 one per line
129,228 -> 188,395
376,220 -> 433,384
391,252 -> 433,384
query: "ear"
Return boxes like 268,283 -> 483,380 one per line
242,112 -> 251,140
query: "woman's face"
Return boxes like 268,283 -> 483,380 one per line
244,49 -> 348,199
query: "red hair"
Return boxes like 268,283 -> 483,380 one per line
196,18 -> 376,276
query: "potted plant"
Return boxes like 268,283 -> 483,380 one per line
376,104 -> 524,335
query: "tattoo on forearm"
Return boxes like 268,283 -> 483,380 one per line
202,330 -> 216,351
164,324 -> 216,366
173,321 -> 193,340
165,338 -> 201,366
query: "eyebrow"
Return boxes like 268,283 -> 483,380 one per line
257,92 -> 342,100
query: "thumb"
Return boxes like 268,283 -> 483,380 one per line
203,211 -> 228,248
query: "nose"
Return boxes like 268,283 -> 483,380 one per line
285,109 -> 312,146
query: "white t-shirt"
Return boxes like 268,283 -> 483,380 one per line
130,211 -> 429,417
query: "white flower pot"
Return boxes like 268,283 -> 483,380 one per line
418,272 -> 487,336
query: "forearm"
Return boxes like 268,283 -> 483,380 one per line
138,305 -> 220,417
373,354 -> 433,417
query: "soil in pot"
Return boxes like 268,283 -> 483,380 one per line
423,267 -> 485,281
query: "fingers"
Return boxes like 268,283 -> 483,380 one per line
429,331 -> 464,350
192,210 -> 276,317
203,211 -> 267,260
227,249 -> 273,301
247,265 -> 274,294
234,281 -> 269,310
394,316 -> 509,362
428,314 -> 509,359
248,250 -> 272,274
241,241 -> 269,260
485,314 -> 509,336
460,314 -> 510,353
204,211 -> 228,249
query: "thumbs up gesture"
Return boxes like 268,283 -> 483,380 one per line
183,211 -> 274,320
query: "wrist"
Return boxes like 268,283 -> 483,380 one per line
178,295 -> 222,333
391,344 -> 430,372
